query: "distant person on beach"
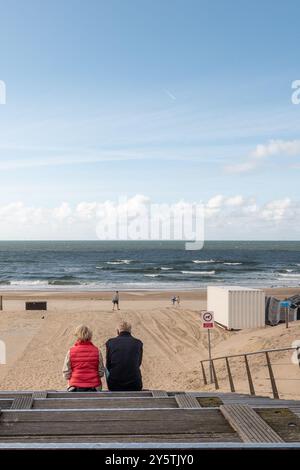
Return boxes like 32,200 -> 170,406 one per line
112,291 -> 120,311
63,324 -> 105,392
176,295 -> 180,306
171,295 -> 176,306
106,321 -> 143,391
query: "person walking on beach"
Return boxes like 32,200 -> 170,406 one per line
176,295 -> 180,307
106,321 -> 143,391
171,295 -> 177,306
63,324 -> 105,392
112,291 -> 120,311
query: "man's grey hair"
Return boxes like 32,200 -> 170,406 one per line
118,320 -> 132,333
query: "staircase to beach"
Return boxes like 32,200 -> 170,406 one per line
0,389 -> 300,448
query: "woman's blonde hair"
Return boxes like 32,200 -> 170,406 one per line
75,324 -> 93,342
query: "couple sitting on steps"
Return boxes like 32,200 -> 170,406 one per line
62,321 -> 143,392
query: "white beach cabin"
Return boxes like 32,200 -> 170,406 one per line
207,286 -> 265,330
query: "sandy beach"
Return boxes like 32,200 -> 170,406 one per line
0,288 -> 300,399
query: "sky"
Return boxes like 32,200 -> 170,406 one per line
0,0 -> 300,240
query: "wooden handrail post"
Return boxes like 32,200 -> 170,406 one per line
211,360 -> 219,389
244,354 -> 255,395
200,361 -> 207,385
225,357 -> 235,392
265,351 -> 279,399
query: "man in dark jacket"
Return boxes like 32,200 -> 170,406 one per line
106,321 -> 143,391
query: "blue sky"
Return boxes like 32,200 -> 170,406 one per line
0,0 -> 300,239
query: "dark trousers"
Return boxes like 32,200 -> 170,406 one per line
107,380 -> 142,392
68,387 -> 97,392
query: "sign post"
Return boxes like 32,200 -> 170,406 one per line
201,310 -> 215,383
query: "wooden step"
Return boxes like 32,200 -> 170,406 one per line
0,408 -> 239,441
32,397 -> 177,409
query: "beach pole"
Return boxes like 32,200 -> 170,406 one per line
0,296 -> 2,310
208,328 -> 213,383
201,310 -> 215,384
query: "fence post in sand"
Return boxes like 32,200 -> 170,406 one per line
244,354 -> 255,396
225,357 -> 235,393
265,351 -> 279,399
0,296 -> 2,310
200,361 -> 207,385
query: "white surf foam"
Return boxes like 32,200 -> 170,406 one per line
193,260 -> 215,264
181,270 -> 215,275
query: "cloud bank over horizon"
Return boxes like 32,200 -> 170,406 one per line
0,194 -> 298,241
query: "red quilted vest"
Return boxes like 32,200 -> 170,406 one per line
69,340 -> 101,388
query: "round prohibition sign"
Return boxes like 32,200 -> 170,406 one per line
202,311 -> 213,322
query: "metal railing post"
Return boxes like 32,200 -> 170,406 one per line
200,346 -> 298,397
244,354 -> 255,395
211,360 -> 219,390
200,361 -> 207,385
265,351 -> 279,399
225,357 -> 235,392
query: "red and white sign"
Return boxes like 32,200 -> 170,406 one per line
201,311 -> 214,329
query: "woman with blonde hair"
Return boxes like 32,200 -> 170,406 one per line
63,324 -> 105,392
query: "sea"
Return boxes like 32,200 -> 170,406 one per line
0,240 -> 300,291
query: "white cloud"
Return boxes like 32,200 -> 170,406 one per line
226,161 -> 257,174
251,140 -> 300,159
52,202 -> 72,221
226,139 -> 300,174
225,195 -> 244,207
259,198 -> 291,221
206,195 -> 224,208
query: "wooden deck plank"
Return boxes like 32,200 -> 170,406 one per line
0,409 -> 237,437
220,405 -> 284,443
33,397 -> 177,409
0,400 -> 13,410
0,408 -> 220,422
0,391 -> 153,399
175,394 -> 201,408
3,407 -> 214,416
0,432 -> 241,443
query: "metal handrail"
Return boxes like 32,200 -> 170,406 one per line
200,346 -> 300,399
201,346 -> 297,363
